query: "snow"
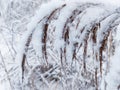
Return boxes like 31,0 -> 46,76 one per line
104,24 -> 120,90
0,0 -> 120,90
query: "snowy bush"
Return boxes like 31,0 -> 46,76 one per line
0,0 -> 120,90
